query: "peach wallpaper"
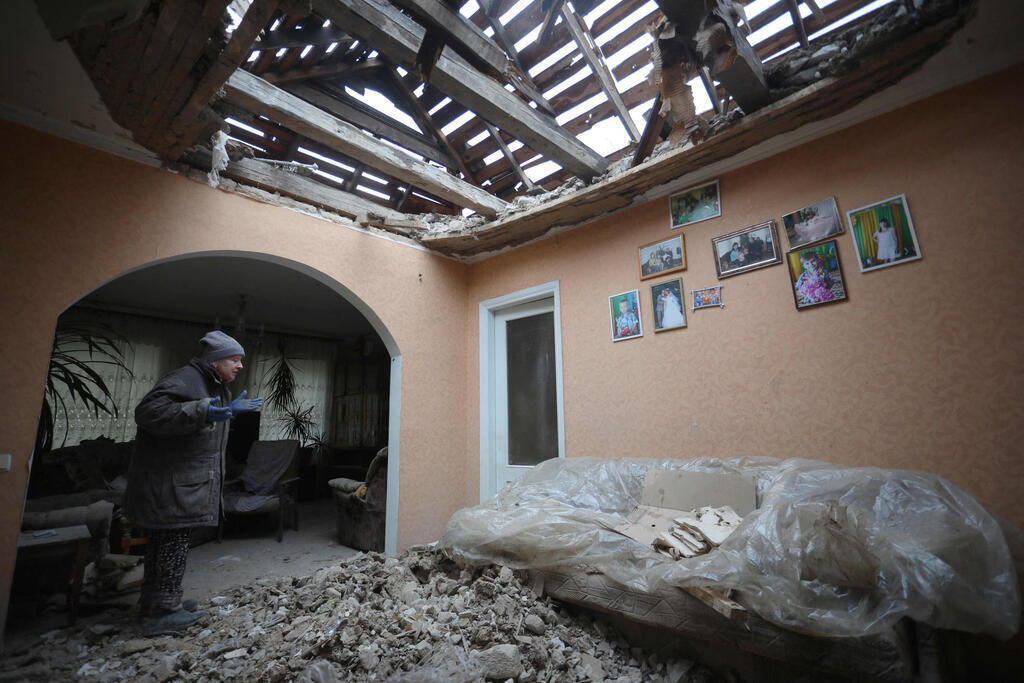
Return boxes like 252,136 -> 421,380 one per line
466,64 -> 1024,530
0,124 -> 469,626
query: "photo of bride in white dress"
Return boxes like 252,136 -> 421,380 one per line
651,279 -> 687,331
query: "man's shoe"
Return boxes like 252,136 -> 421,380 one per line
182,599 -> 199,612
139,608 -> 209,636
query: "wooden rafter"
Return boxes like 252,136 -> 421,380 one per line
222,69 -> 506,215
538,0 -> 565,47
481,4 -> 555,116
309,0 -> 608,179
559,3 -> 640,143
390,0 -> 509,79
277,81 -> 458,168
186,149 -> 426,235
785,0 -> 811,48
382,67 -> 478,184
484,122 -> 537,192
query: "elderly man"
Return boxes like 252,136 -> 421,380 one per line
124,331 -> 262,635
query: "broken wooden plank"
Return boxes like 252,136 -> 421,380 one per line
186,149 -> 428,233
309,0 -> 608,180
151,0 -> 282,158
482,5 -> 557,116
560,4 -> 641,143
631,94 -> 665,167
537,0 -> 565,47
223,69 -> 507,215
683,586 -> 747,621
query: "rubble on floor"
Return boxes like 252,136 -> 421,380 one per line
0,547 -> 720,682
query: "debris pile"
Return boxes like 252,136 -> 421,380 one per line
653,506 -> 743,560
1,547 -> 720,682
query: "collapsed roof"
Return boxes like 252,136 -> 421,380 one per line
39,0 -> 976,256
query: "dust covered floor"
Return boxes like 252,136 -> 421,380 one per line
1,545 -> 719,682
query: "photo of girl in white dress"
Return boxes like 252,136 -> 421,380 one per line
846,194 -> 922,273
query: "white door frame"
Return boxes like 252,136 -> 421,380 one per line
479,281 -> 565,502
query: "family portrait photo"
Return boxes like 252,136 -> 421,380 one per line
692,285 -> 723,310
669,180 -> 721,229
846,194 -> 921,272
609,289 -> 642,341
787,240 -> 848,310
650,279 -> 687,332
712,220 -> 782,279
782,197 -> 843,249
638,235 -> 686,280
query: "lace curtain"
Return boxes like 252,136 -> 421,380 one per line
50,309 -> 335,448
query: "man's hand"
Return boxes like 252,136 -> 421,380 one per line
230,390 -> 264,414
206,397 -> 232,423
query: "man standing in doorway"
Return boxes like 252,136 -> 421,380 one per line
124,331 -> 263,635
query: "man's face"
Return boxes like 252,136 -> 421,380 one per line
211,355 -> 244,383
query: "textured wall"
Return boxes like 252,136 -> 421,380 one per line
466,65 -> 1024,529
0,123 -> 469,629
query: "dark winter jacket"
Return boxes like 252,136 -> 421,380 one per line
124,358 -> 232,528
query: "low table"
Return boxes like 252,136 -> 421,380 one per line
16,524 -> 91,625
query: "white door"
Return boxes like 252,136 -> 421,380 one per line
482,292 -> 564,500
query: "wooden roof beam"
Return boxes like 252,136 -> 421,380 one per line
277,81 -> 459,169
308,0 -> 608,180
223,69 -> 507,215
481,2 -> 556,116
389,0 -> 509,79
484,122 -> 537,192
560,3 -> 641,143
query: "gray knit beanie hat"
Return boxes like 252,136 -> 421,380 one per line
200,331 -> 245,362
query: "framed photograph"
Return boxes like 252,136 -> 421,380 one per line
669,179 -> 721,229
711,219 -> 782,279
782,196 -> 843,249
691,285 -> 723,311
609,289 -> 642,341
638,235 -> 686,280
650,279 -> 687,332
786,239 -> 848,310
846,194 -> 921,272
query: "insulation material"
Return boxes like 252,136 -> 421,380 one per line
207,130 -> 230,188
440,457 -> 1021,639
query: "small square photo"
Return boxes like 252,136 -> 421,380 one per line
692,285 -> 723,311
609,289 -> 642,341
782,197 -> 843,249
650,279 -> 686,332
787,240 -> 848,310
669,180 -> 721,229
846,194 -> 921,272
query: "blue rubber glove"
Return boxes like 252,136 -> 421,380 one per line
230,390 -> 264,414
206,397 -> 233,423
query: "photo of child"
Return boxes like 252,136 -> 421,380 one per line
846,194 -> 921,273
669,180 -> 721,229
787,240 -> 848,310
609,289 -> 642,341
650,279 -> 686,331
782,197 -> 843,249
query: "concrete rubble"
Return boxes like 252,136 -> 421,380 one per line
0,546 -> 720,682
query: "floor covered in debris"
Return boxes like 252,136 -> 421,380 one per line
1,498 -> 720,682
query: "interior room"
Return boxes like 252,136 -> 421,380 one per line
1,0 -> 1022,680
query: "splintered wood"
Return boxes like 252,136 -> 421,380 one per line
652,505 -> 744,560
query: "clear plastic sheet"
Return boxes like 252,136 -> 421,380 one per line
439,457 -> 1021,639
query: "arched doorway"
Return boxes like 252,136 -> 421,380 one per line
27,250 -> 400,555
